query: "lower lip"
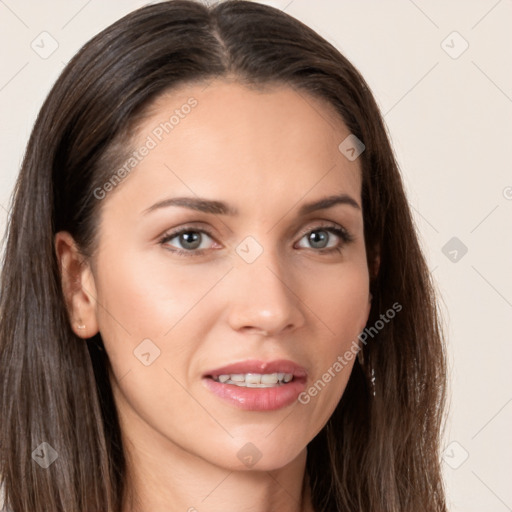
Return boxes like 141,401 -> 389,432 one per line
202,377 -> 306,411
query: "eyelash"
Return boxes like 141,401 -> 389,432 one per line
158,223 -> 354,258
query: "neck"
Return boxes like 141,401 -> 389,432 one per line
120,428 -> 314,512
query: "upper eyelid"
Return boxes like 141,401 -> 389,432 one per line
160,220 -> 348,236
296,221 -> 349,237
159,225 -> 216,242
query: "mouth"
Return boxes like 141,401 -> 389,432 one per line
202,359 -> 308,411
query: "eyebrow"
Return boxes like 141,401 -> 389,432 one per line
142,193 -> 360,216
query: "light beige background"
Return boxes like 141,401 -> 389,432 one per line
1,1 -> 511,510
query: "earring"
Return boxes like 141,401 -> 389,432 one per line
358,348 -> 376,397
357,346 -> 364,366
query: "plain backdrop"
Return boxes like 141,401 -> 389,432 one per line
0,1 -> 511,510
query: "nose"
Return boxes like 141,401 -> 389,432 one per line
226,247 -> 306,337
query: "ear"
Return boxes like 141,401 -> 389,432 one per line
54,231 -> 99,339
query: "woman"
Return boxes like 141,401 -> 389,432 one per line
0,1 -> 447,511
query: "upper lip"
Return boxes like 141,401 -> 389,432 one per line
203,359 -> 308,379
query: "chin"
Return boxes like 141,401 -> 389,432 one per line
211,436 -> 308,473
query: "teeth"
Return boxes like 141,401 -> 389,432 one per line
245,373 -> 261,384
212,373 -> 294,387
261,374 -> 278,384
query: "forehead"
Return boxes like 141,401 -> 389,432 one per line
103,79 -> 362,216
141,78 -> 352,159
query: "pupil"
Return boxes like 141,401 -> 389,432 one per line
309,230 -> 328,248
180,232 -> 201,249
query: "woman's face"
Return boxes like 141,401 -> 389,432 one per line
81,80 -> 370,471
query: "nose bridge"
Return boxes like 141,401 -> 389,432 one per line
227,236 -> 304,334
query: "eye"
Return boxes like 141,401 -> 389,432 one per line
295,224 -> 353,253
158,223 -> 354,258
159,227 -> 217,256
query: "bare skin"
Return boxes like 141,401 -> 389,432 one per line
55,79 -> 371,512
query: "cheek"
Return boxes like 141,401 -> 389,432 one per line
295,260 -> 369,424
93,249 -> 231,372
93,252 -> 234,456
306,257 -> 370,342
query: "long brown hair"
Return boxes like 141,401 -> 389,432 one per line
0,1 -> 447,510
